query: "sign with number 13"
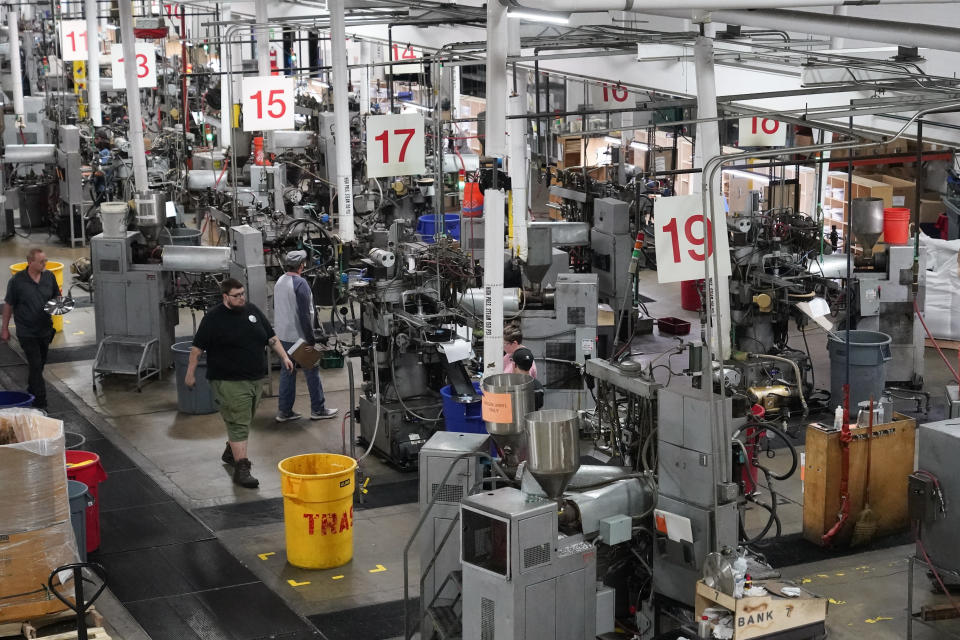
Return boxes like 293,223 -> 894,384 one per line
110,43 -> 157,89
653,195 -> 731,283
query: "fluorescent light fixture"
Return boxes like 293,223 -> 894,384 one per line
507,8 -> 571,25
630,141 -> 649,151
723,168 -> 770,184
603,136 -> 622,146
402,101 -> 433,112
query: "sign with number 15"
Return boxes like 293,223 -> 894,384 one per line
241,76 -> 295,131
653,195 -> 731,283
365,114 -> 425,178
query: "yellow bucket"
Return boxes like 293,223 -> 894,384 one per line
278,453 -> 357,569
9,262 -> 64,333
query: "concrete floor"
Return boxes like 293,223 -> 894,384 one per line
4,228 -> 960,639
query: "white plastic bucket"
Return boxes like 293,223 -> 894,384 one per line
100,202 -> 129,238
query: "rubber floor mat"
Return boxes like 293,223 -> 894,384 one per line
308,598 -> 417,640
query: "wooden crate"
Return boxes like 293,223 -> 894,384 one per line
802,413 -> 916,547
694,580 -> 828,640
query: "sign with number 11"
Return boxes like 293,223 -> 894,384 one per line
653,195 -> 731,283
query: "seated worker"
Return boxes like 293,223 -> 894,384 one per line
511,347 -> 544,410
503,322 -> 538,378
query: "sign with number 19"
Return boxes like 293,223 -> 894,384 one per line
653,195 -> 731,283
365,114 -> 425,178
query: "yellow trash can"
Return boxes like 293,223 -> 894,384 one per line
278,453 -> 357,569
9,261 -> 64,333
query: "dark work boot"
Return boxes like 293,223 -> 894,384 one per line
221,442 -> 235,466
233,458 -> 259,488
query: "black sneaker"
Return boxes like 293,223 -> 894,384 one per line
233,459 -> 259,488
221,442 -> 235,466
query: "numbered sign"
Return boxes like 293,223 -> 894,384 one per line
590,82 -> 631,110
60,20 -> 88,62
110,43 -> 157,89
654,195 -> 731,283
738,117 -> 786,147
241,76 -> 295,131
366,114 -> 425,178
389,43 -> 424,75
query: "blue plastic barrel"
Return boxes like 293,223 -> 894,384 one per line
0,391 -> 35,408
440,382 -> 483,434
417,214 -> 461,243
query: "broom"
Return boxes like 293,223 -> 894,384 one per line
851,397 -> 879,547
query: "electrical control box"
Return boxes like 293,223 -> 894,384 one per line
908,472 -> 939,523
599,514 -> 632,546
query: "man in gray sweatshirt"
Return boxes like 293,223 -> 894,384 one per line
274,250 -> 338,422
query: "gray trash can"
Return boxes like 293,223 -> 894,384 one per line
171,341 -> 217,414
68,480 -> 93,562
827,330 -> 892,413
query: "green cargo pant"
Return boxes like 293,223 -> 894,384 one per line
211,379 -> 264,442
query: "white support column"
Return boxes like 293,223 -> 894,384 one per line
451,64 -> 461,120
830,5 -> 847,49
482,0 -> 508,375
85,0 -> 101,125
330,0 -> 353,242
255,0 -> 270,76
220,7 -> 233,148
359,40 -> 371,115
693,36 -> 730,360
8,10 -> 23,117
119,0 -> 148,193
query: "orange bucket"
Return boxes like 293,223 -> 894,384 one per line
883,207 -> 911,245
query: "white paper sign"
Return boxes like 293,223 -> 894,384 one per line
60,20 -> 88,62
738,116 -> 787,147
654,194 -> 731,283
241,76 -> 295,131
366,114 -> 426,178
590,82 -> 632,111
389,43 -> 424,75
110,43 -> 157,89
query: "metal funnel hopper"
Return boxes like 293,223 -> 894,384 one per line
525,409 -> 581,500
482,373 -> 536,471
522,225 -> 553,288
851,197 -> 884,256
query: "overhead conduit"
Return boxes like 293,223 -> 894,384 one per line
500,0 -> 959,12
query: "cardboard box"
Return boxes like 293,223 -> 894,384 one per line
0,411 -> 77,622
859,174 -> 917,208
919,193 -> 945,224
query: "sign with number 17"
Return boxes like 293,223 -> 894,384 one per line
365,114 -> 425,178
653,195 -> 731,283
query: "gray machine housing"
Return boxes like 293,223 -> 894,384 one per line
653,387 -> 741,606
460,489 -> 598,640
915,419 -> 960,571
418,431 -> 490,637
590,197 -> 633,311
856,244 -> 925,386
520,273 -> 598,411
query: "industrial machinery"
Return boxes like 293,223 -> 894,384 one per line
354,237 -> 478,468
911,419 -> 959,573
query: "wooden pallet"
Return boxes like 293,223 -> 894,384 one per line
0,607 -> 105,640
925,338 -> 960,351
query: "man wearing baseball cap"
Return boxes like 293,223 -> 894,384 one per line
274,250 -> 338,422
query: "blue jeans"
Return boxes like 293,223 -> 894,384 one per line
278,340 -> 326,414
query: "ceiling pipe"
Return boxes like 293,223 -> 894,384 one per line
664,8 -> 960,53
500,0 -> 958,12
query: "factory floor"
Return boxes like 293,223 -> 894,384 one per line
1,229 -> 959,640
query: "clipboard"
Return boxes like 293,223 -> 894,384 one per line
287,338 -> 323,369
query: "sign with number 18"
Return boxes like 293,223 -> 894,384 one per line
653,195 -> 731,283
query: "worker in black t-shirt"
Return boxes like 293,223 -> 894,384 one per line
511,347 -> 544,410
1,248 -> 60,409
185,278 -> 294,488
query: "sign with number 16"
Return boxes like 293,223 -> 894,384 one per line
653,195 -> 731,283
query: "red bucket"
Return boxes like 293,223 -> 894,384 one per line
680,279 -> 703,312
65,450 -> 108,552
883,207 -> 911,245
